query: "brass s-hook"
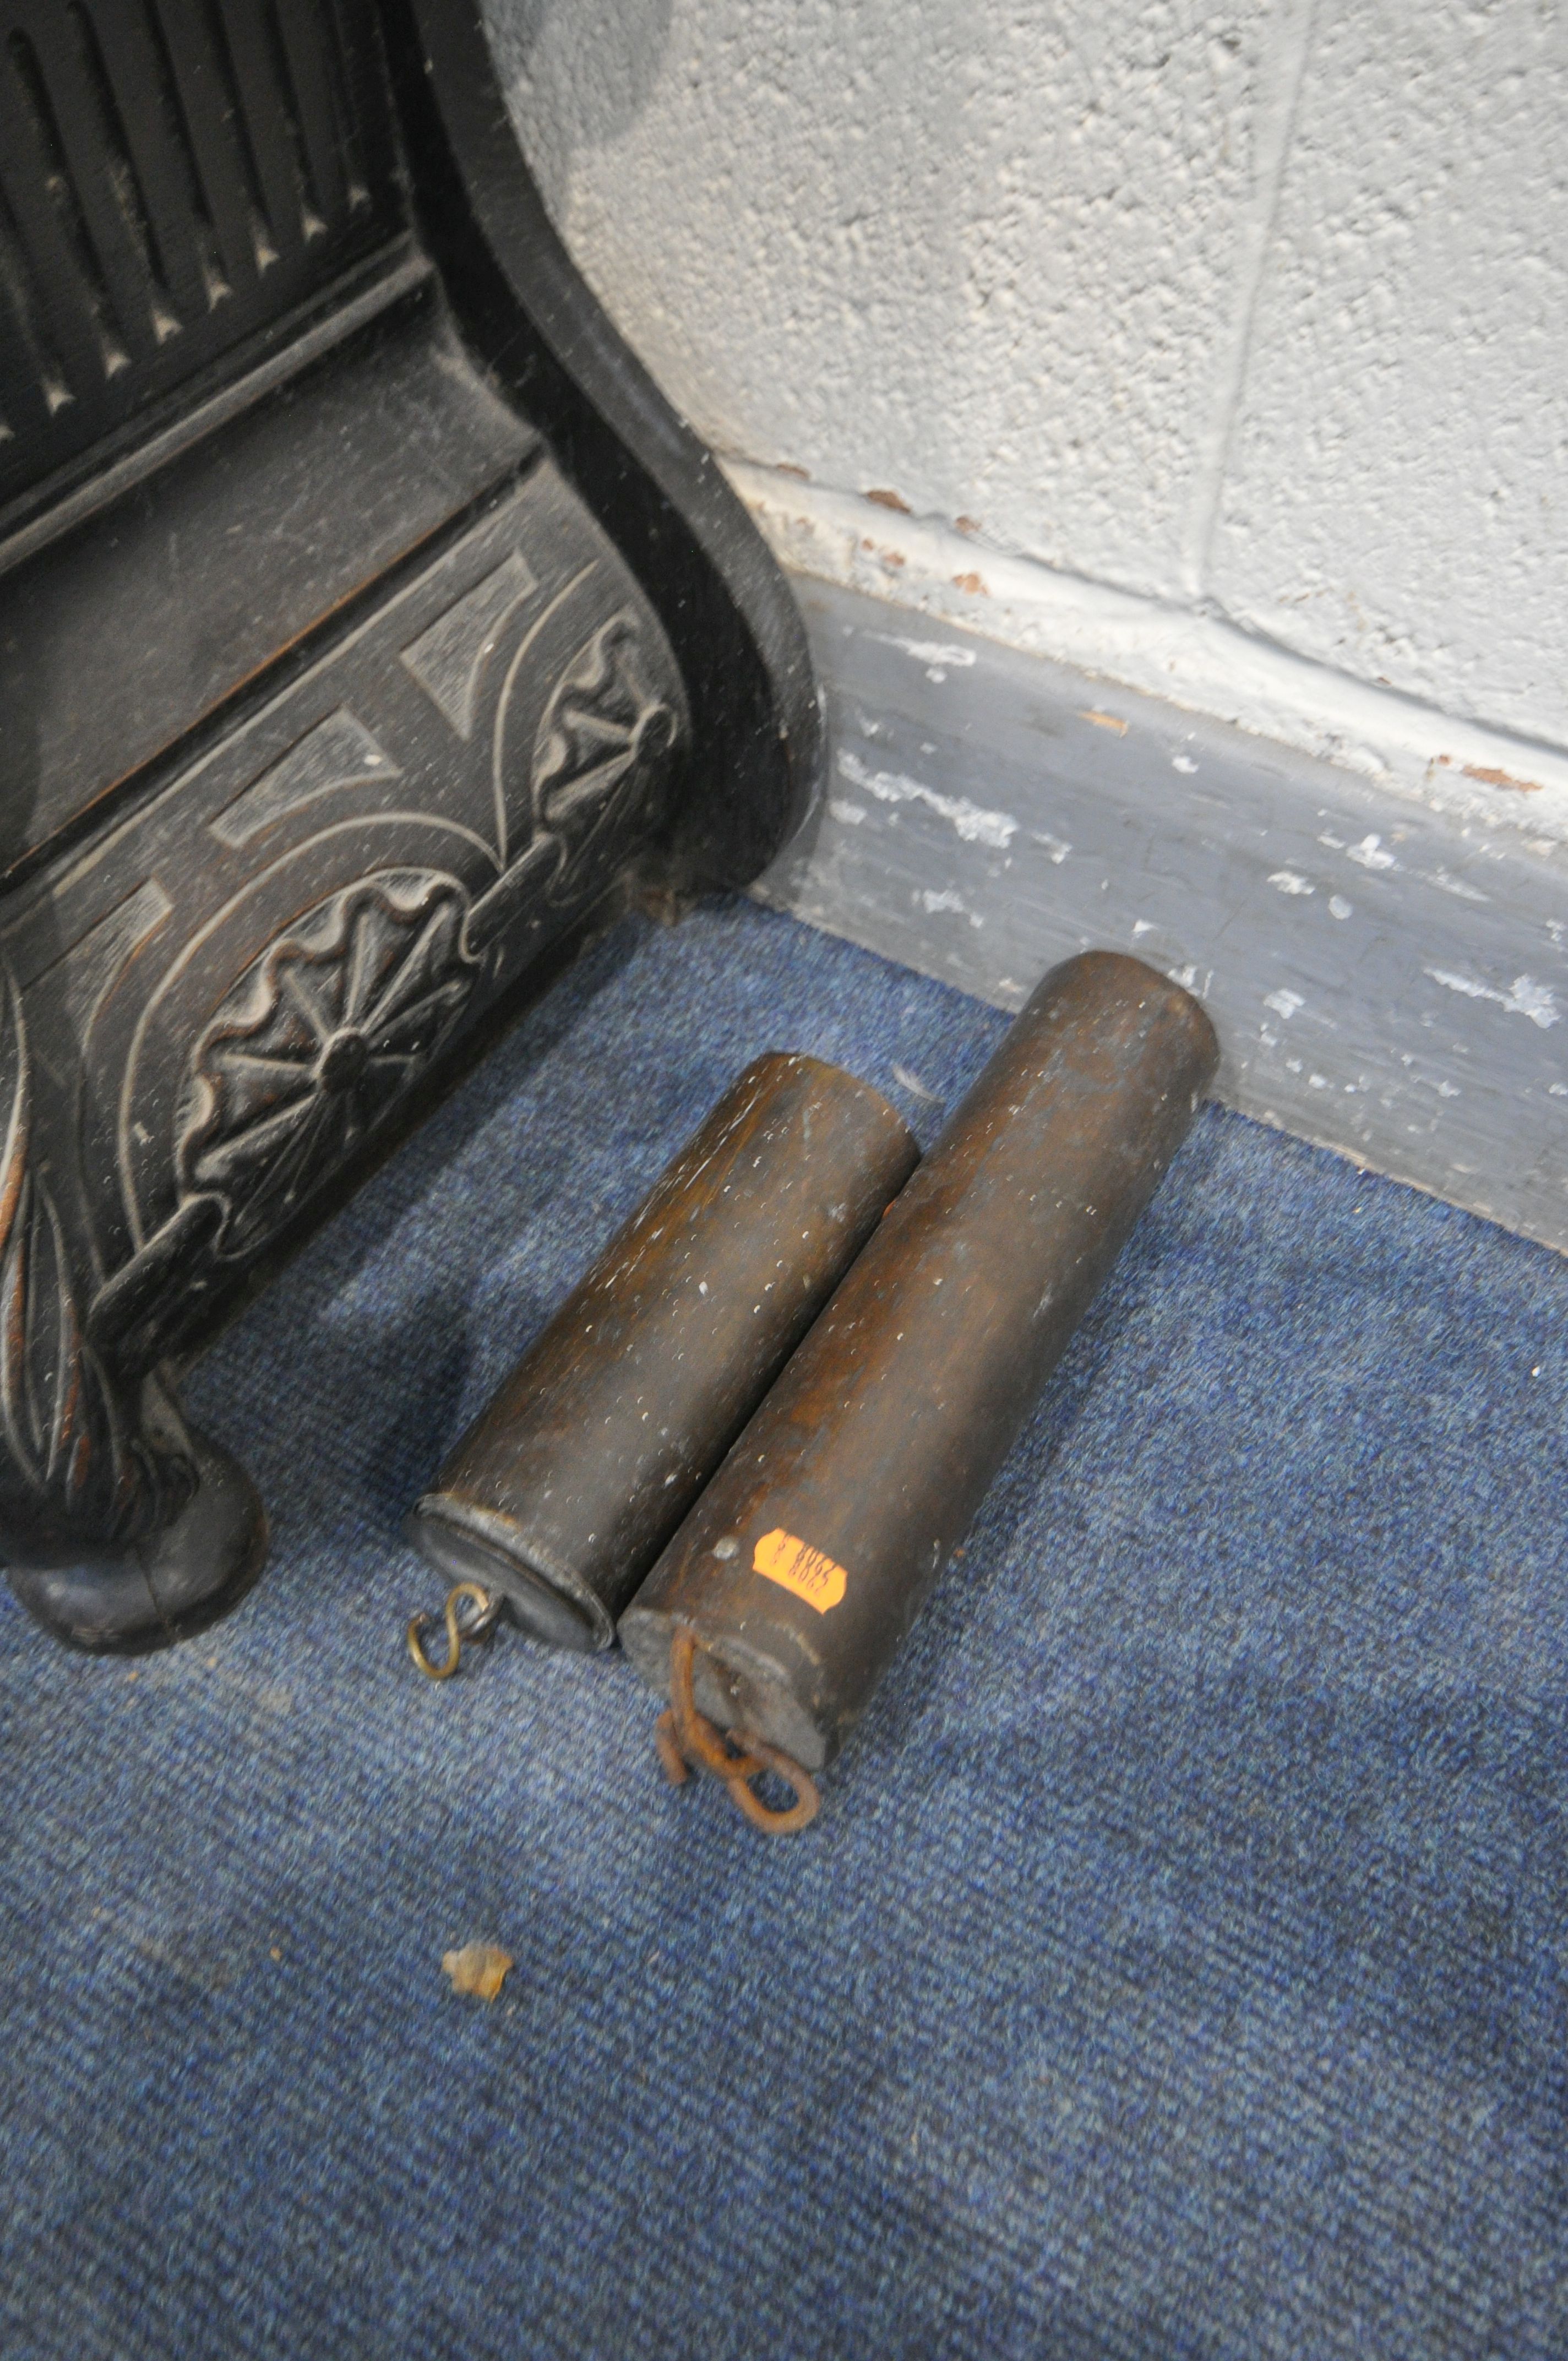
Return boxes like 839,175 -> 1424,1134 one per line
407,1581 -> 502,1681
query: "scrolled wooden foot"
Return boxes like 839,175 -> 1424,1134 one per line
3,1379 -> 268,1655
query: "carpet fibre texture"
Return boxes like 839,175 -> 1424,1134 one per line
3,898 -> 1566,2360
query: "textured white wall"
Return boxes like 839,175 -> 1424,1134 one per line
483,0 -> 1568,755
1208,3 -> 1568,744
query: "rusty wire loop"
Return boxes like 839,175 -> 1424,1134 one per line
407,1581 -> 502,1681
655,1624 -> 820,1834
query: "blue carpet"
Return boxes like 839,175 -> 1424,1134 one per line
2,897 -> 1565,2360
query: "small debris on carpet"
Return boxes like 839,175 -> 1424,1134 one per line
442,1943 -> 514,2001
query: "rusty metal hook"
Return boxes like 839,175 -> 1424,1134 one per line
655,1624 -> 819,1834
406,1580 -> 502,1681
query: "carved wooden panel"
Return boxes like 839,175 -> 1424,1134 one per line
0,0 -> 400,504
0,456 -> 688,1492
0,0 -> 817,1649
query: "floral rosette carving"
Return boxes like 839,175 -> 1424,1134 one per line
178,869 -> 479,1259
530,612 -> 680,898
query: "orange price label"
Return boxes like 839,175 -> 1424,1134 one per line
752,1528 -> 848,1614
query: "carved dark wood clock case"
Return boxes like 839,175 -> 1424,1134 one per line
0,0 -> 819,1649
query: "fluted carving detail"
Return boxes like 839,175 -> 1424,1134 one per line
0,966 -> 193,1557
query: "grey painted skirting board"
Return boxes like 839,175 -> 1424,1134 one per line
756,577 -> 1568,1253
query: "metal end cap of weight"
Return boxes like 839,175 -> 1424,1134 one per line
409,1496 -> 616,1654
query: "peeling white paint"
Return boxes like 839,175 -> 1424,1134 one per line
1424,871 -> 1489,904
918,887 -> 984,928
870,633 -> 979,670
836,748 -> 1017,849
731,471 -> 1568,846
761,575 -> 1568,1253
1268,871 -> 1314,896
1346,835 -> 1397,872
1425,970 -> 1560,1029
1172,755 -> 1199,774
826,798 -> 867,825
